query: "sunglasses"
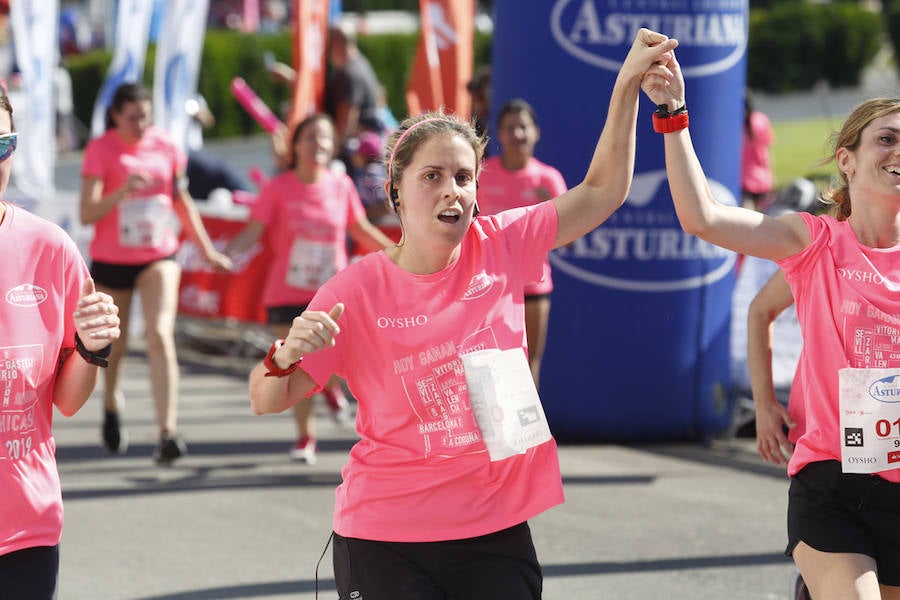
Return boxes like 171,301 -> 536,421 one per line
0,133 -> 17,162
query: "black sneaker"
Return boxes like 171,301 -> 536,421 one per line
154,432 -> 187,465
101,411 -> 128,454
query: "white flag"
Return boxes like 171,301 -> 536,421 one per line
153,0 -> 210,151
8,0 -> 59,202
90,0 -> 154,138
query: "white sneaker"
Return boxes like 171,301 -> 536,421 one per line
289,437 -> 317,464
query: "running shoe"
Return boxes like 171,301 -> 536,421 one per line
290,436 -> 317,464
101,410 -> 128,454
154,432 -> 187,465
323,386 -> 352,425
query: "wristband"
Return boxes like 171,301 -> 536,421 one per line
652,108 -> 689,134
264,339 -> 302,377
75,333 -> 111,368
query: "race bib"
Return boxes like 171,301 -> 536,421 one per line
286,238 -> 336,290
839,367 -> 900,473
119,194 -> 170,248
462,348 -> 552,461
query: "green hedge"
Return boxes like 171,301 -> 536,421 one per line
65,2 -> 882,137
65,28 -> 491,139
886,0 -> 900,79
747,1 -> 882,92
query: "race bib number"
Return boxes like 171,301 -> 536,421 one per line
286,238 -> 336,290
119,194 -> 170,248
839,367 -> 900,473
462,348 -> 552,461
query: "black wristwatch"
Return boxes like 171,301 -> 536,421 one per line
75,333 -> 111,368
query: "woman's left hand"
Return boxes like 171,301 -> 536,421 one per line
73,279 -> 121,351
206,249 -> 234,273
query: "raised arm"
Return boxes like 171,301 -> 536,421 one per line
552,29 -> 677,248
747,270 -> 796,465
640,44 -> 809,261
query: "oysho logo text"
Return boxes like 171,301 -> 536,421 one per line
377,315 -> 429,329
837,268 -> 885,285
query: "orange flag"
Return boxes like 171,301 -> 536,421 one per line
405,0 -> 474,118
288,0 -> 330,130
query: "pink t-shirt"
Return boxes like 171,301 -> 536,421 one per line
82,127 -> 187,264
741,111 -> 775,195
302,201 -> 565,542
250,169 -> 365,309
0,203 -> 88,556
478,156 -> 567,295
780,213 -> 900,482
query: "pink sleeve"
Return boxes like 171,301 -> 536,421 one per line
545,167 -> 568,197
81,137 -> 107,180
778,212 -> 825,285
250,178 -> 278,226
62,236 -> 90,350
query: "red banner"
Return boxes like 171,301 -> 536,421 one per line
288,0 -> 330,130
405,0 -> 474,118
177,215 -> 270,324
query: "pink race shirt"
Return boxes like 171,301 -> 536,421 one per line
250,169 -> 365,309
741,111 -> 775,195
0,203 -> 88,556
302,201 -> 565,542
780,213 -> 900,482
82,127 -> 187,264
477,156 -> 567,295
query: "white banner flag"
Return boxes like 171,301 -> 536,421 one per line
153,0 -> 210,151
90,0 -> 154,137
9,0 -> 59,201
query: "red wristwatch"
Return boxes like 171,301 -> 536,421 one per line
652,104 -> 689,134
264,339 -> 302,377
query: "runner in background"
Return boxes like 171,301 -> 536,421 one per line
477,99 -> 567,385
79,83 -> 231,465
226,114 -> 392,463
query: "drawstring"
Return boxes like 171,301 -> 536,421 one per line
315,531 -> 334,599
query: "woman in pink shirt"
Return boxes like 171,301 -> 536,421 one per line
478,99 -> 567,385
741,90 -> 775,211
0,90 -> 121,598
247,30 -> 677,599
643,35 -> 900,600
80,83 -> 231,464
226,114 -> 392,463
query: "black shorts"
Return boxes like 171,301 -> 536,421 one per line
0,545 -> 59,599
90,256 -> 176,290
786,460 -> 900,585
333,522 -> 542,600
266,304 -> 309,326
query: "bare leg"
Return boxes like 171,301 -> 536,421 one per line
793,542 -> 882,600
524,297 -> 551,387
136,260 -> 182,435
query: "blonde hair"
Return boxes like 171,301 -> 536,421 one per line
820,97 -> 900,220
